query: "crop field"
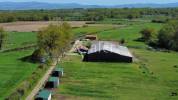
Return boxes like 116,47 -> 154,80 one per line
0,21 -> 87,32
53,21 -> 178,100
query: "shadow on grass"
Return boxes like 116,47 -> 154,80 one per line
19,55 -> 40,64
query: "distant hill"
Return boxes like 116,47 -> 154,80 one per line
0,2 -> 178,10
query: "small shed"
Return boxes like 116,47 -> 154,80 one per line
85,35 -> 98,40
52,67 -> 64,77
35,90 -> 51,100
45,77 -> 59,88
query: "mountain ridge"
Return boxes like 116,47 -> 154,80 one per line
0,2 -> 178,10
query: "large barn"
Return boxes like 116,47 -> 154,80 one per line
83,41 -> 133,63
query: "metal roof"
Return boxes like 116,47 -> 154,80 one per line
88,41 -> 133,57
36,89 -> 51,99
54,67 -> 63,72
48,77 -> 59,82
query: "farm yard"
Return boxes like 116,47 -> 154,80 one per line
0,18 -> 178,100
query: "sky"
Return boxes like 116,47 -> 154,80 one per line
1,0 -> 178,5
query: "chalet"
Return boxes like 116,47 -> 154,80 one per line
83,41 -> 133,63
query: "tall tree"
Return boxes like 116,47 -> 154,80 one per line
158,20 -> 178,49
37,22 -> 72,61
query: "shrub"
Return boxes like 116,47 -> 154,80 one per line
140,28 -> 157,42
157,20 -> 178,50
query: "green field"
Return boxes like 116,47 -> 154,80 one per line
0,32 -> 37,99
5,32 -> 37,50
53,21 -> 178,100
0,20 -> 178,100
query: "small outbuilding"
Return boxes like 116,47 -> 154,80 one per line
83,41 -> 133,63
52,67 -> 64,77
85,35 -> 98,40
35,89 -> 52,100
45,77 -> 59,88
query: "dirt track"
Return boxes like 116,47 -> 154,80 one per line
26,60 -> 58,100
0,21 -> 87,32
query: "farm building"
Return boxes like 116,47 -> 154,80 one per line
83,41 -> 133,63
52,67 -> 64,77
85,35 -> 98,40
35,89 -> 51,100
45,77 -> 59,88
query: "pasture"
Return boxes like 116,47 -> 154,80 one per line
0,20 -> 178,100
0,31 -> 37,99
53,21 -> 178,100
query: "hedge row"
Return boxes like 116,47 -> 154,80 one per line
5,64 -> 49,100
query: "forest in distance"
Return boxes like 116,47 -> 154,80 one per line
0,8 -> 178,23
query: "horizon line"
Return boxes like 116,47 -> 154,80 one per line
0,1 -> 178,6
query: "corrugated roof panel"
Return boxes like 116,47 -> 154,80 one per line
88,41 -> 133,57
36,89 -> 51,98
48,77 -> 59,82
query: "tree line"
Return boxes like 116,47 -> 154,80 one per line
0,8 -> 178,23
140,19 -> 178,51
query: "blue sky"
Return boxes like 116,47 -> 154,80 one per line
1,0 -> 178,5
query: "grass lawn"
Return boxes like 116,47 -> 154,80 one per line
53,21 -> 178,100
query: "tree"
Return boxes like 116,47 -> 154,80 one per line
157,20 -> 178,50
140,28 -> 156,42
0,27 -> 6,50
37,22 -> 72,61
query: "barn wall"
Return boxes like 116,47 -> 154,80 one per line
83,51 -> 132,63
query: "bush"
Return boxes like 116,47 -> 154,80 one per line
140,28 -> 157,42
157,20 -> 178,51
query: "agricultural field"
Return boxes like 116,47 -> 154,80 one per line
0,32 -> 37,99
53,21 -> 178,100
0,21 -> 87,32
5,32 -> 37,49
0,21 -> 123,99
0,19 -> 178,100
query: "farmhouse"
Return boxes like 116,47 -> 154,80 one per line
35,89 -> 51,100
83,41 -> 133,62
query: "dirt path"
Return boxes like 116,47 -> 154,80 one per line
26,59 -> 59,100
